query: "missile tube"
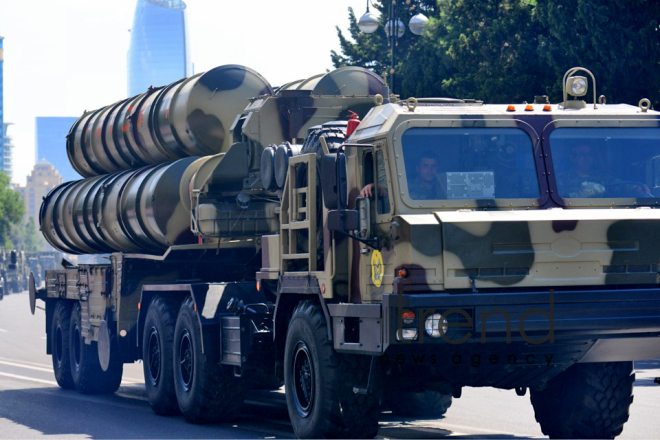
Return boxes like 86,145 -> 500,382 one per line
40,157 -> 208,254
66,65 -> 273,177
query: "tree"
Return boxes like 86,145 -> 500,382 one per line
333,1 -> 552,102
332,1 -> 438,94
10,216 -> 43,253
535,0 -> 660,107
0,172 -> 25,248
332,0 -> 660,106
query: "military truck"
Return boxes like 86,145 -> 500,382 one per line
26,253 -> 43,287
6,249 -> 28,294
31,65 -> 660,439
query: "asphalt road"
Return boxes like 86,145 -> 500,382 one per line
0,290 -> 658,439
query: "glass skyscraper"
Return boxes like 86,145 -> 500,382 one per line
0,36 -> 6,178
127,0 -> 189,96
36,117 -> 80,183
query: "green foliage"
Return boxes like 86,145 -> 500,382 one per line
11,216 -> 43,253
0,172 -> 25,248
333,0 -> 660,106
535,0 -> 660,107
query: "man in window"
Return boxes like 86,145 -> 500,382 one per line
557,144 -> 606,198
408,150 -> 440,200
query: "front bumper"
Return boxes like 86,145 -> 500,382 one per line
330,288 -> 660,363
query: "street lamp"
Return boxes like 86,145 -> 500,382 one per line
358,0 -> 428,93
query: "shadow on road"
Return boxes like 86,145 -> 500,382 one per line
634,359 -> 660,387
0,384 -> 542,439
0,385 -> 286,439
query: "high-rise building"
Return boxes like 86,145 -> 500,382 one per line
2,123 -> 13,179
0,35 -> 7,179
14,159 -> 63,221
127,0 -> 189,96
35,117 -> 80,183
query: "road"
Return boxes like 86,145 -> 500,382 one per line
0,290 -> 658,439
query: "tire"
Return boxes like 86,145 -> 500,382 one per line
284,300 -> 381,439
51,301 -> 74,389
530,362 -> 635,439
385,390 -> 453,418
173,296 -> 245,424
143,296 -> 180,416
69,303 -> 123,394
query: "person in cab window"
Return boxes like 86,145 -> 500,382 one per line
558,144 -> 606,198
408,151 -> 440,200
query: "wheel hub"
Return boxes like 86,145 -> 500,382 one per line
147,327 -> 161,386
178,329 -> 193,392
54,324 -> 64,367
72,323 -> 82,372
293,342 -> 314,417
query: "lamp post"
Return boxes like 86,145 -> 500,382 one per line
358,0 -> 428,93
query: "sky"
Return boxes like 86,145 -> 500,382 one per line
0,0 -> 372,186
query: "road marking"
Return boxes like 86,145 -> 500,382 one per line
0,356 -> 51,368
0,360 -> 52,373
0,371 -> 57,386
435,422 -> 540,438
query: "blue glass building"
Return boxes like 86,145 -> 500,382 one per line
127,0 -> 189,96
0,36 -> 6,178
35,117 -> 80,183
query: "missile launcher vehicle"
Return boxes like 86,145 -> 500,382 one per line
32,66 -> 660,438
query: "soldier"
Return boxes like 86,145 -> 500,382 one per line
557,144 -> 606,197
408,150 -> 441,200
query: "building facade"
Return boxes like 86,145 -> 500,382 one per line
35,117 -> 79,183
14,159 -> 63,221
0,36 -> 8,180
127,0 -> 189,96
2,123 -> 13,179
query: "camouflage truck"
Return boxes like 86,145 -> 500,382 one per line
31,66 -> 660,439
6,249 -> 28,294
26,253 -> 43,287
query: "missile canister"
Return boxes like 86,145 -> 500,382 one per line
39,157 -> 210,254
67,65 -> 273,177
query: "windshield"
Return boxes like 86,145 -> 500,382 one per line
550,128 -> 660,201
400,128 -> 540,201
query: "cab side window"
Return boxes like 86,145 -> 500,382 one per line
375,151 -> 390,214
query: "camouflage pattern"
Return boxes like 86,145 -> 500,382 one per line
343,101 -> 660,301
39,157 -> 208,254
238,67 -> 386,152
66,65 -> 273,177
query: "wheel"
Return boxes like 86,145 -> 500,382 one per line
143,296 -> 180,416
284,300 -> 381,439
384,390 -> 452,418
173,296 -> 245,424
69,303 -> 123,394
51,301 -> 74,389
530,362 -> 634,439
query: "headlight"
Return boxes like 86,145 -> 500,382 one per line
568,76 -> 588,97
425,313 -> 448,338
397,328 -> 418,341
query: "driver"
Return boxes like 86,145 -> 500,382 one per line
558,144 -> 606,198
408,151 -> 441,200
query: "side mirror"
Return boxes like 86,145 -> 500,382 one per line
321,152 -> 348,209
